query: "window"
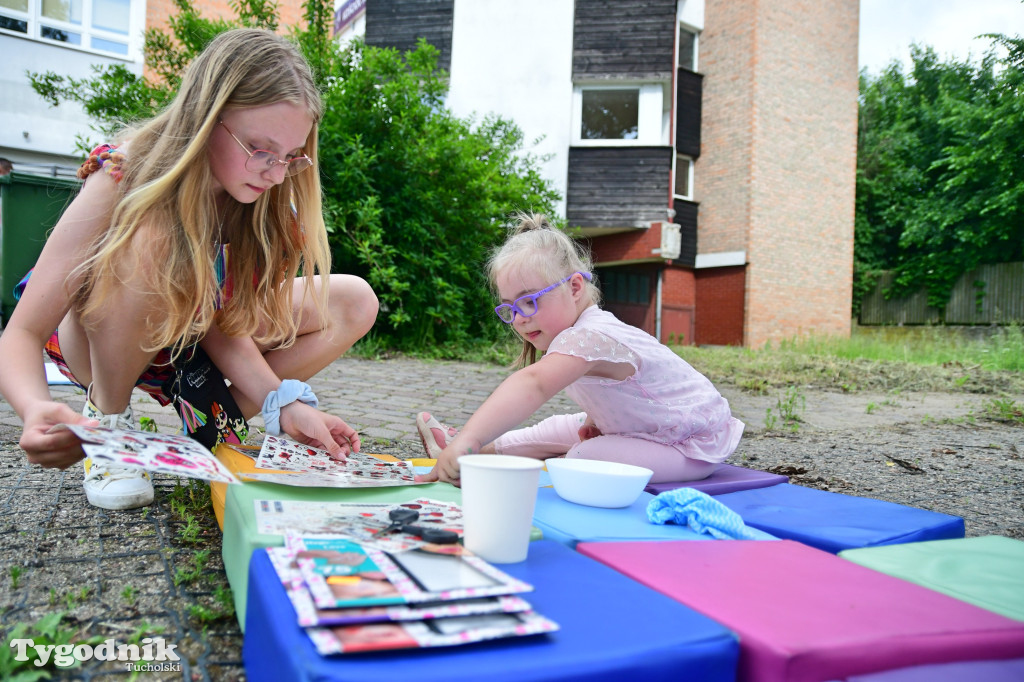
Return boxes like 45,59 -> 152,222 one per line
582,89 -> 638,140
679,24 -> 698,71
1,0 -> 132,55
573,84 -> 667,146
674,153 -> 693,200
601,269 -> 651,305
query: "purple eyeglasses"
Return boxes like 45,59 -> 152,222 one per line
494,272 -> 593,323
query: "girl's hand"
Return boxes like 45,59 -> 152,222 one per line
20,401 -> 99,469
416,440 -> 476,486
278,401 -> 360,460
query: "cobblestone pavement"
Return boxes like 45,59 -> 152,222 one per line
0,356 -> 577,681
2,355 -> 1021,680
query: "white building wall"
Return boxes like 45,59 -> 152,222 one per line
1,6 -> 145,170
447,0 -> 574,218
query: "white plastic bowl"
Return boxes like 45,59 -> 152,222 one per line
545,458 -> 654,508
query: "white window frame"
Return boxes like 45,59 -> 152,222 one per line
572,83 -> 668,146
0,0 -> 140,59
678,22 -> 699,72
673,152 -> 694,201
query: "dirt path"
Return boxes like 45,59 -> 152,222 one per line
718,386 -> 1024,539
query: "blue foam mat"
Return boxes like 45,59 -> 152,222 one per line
715,483 -> 965,553
531,487 -> 709,548
243,540 -> 739,682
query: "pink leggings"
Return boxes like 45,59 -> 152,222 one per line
493,413 -> 716,484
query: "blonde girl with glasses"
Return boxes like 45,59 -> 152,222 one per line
0,29 -> 378,509
417,214 -> 743,486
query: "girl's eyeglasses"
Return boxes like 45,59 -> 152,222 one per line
494,272 -> 593,324
219,120 -> 313,176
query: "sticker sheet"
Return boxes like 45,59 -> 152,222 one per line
253,435 -> 419,487
255,498 -> 464,553
62,424 -> 239,484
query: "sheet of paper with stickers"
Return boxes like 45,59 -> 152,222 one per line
254,498 -> 464,553
245,434 -> 420,487
59,424 -> 240,484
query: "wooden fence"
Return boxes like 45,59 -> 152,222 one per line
859,262 -> 1024,325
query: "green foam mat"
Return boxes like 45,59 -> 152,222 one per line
840,535 -> 1024,622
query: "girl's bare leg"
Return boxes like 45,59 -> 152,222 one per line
53,245 -> 162,509
56,249 -> 163,414
233,274 -> 378,418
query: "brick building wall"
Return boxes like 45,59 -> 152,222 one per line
588,226 -> 661,264
662,265 -> 696,308
145,0 -> 306,54
699,0 -> 858,347
661,266 -> 696,345
695,265 -> 745,345
695,0 -> 756,256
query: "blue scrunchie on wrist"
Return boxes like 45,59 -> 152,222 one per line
262,380 -> 319,436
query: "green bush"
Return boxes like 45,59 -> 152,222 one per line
319,38 -> 560,349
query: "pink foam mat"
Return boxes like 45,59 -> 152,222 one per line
578,540 -> 1024,682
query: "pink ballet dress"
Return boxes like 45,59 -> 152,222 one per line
493,306 -> 743,481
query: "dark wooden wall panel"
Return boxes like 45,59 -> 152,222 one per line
573,0 -> 678,80
675,69 -> 702,158
673,199 -> 698,266
365,0 -> 454,72
566,146 -> 673,228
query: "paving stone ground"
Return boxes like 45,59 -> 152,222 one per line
1,354 -> 1021,681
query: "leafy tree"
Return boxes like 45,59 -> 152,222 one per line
25,0 -> 559,349
856,38 -> 1024,315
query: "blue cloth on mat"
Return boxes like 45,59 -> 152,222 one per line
648,487 -> 778,540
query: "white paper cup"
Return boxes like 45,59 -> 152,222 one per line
458,454 -> 544,564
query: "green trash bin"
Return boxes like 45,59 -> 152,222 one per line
0,171 -> 82,325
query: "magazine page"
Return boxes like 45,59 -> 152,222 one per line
266,546 -> 531,627
293,537 -> 534,610
306,611 -> 559,655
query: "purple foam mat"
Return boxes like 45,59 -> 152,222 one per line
645,463 -> 789,496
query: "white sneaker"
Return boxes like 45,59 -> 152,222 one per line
81,389 -> 154,510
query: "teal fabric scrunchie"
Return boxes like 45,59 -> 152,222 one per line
262,380 -> 319,436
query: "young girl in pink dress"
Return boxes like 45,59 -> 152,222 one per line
417,214 -> 743,486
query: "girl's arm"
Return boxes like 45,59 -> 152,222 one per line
0,173 -> 119,468
419,351 -> 593,484
200,325 -> 360,457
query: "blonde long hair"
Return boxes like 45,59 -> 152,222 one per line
487,213 -> 601,368
75,28 -> 330,358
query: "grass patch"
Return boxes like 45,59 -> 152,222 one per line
350,334 -> 518,366
982,398 -> 1024,425
678,329 -> 1024,395
352,324 -> 1024,397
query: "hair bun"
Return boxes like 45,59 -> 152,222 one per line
510,212 -> 553,235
